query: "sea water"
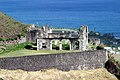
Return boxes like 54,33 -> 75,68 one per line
0,0 -> 120,37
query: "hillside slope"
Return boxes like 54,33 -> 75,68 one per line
0,68 -> 118,80
0,12 -> 29,38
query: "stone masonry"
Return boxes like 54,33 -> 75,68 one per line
26,25 -> 88,51
0,50 -> 108,71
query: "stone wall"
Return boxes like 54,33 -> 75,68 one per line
0,50 -> 108,71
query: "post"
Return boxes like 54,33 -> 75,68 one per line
37,38 -> 42,50
78,39 -> 82,51
50,40 -> 52,50
71,40 -> 75,50
69,41 -> 72,50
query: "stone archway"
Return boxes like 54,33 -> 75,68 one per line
50,39 -> 72,50
37,38 -> 80,51
51,39 -> 60,50
61,39 -> 71,50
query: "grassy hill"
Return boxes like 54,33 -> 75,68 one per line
0,12 -> 29,39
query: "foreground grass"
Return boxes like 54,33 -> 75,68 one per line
0,68 -> 118,80
0,49 -> 80,58
0,41 -> 80,58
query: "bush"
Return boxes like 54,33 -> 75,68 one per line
0,38 -> 3,41
62,44 -> 70,50
52,43 -> 70,50
17,33 -> 25,39
52,44 -> 57,49
0,38 -> 6,41
52,44 -> 60,50
96,45 -> 104,50
6,38 -> 15,41
24,44 -> 32,49
0,42 -> 31,54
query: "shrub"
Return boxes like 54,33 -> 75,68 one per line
62,44 -> 70,50
0,42 -> 31,54
0,38 -> 6,41
0,38 -> 3,41
24,44 -> 32,49
6,38 -> 15,41
17,33 -> 25,39
52,44 -> 57,49
96,45 -> 104,50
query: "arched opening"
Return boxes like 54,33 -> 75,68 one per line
51,39 -> 71,50
62,39 -> 71,50
52,40 -> 60,50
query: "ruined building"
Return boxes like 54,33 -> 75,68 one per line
26,24 -> 88,51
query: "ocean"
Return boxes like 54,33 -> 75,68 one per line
0,0 -> 120,37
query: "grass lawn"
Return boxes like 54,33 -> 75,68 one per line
113,54 -> 120,62
0,49 -> 80,58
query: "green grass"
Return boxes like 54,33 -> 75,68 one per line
0,42 -> 31,54
0,41 -> 80,58
0,49 -> 80,58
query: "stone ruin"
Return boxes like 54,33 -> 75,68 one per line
26,24 -> 88,51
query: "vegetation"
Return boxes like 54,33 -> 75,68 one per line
0,40 -> 79,58
52,40 -> 70,50
96,45 -> 104,50
52,44 -> 59,50
0,12 -> 29,39
62,43 -> 70,50
0,49 -> 80,58
0,42 -> 31,54
0,38 -> 6,41
24,44 -> 33,49
87,42 -> 97,50
89,31 -> 120,47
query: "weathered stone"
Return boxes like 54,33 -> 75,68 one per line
27,25 -> 89,51
0,50 -> 107,71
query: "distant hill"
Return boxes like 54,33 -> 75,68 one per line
0,12 -> 29,39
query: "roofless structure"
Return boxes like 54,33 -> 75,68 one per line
26,25 -> 88,51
